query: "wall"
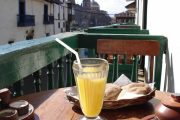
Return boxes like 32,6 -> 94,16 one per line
54,0 -> 67,34
0,0 -> 19,44
137,0 -> 180,92
0,0 -> 67,45
27,0 -> 54,37
135,0 -> 143,27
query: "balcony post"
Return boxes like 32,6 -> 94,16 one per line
47,63 -> 54,90
57,58 -> 64,88
13,80 -> 23,97
66,54 -> 73,86
33,71 -> 41,92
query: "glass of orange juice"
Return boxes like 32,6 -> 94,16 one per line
73,58 -> 109,120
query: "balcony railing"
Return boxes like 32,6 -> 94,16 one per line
44,0 -> 63,4
43,15 -> 54,24
17,14 -> 35,27
0,26 -> 167,97
84,27 -> 149,34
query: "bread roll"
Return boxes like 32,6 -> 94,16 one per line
122,82 -> 151,94
104,83 -> 121,100
122,82 -> 145,89
117,82 -> 151,99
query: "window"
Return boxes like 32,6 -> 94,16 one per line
58,22 -> 60,28
58,13 -> 60,20
17,0 -> 35,27
44,4 -> 48,15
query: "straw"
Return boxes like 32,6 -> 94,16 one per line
55,38 -> 82,69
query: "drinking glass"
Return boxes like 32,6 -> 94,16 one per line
73,58 -> 109,120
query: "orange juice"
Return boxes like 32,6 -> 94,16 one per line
73,58 -> 109,119
77,76 -> 106,117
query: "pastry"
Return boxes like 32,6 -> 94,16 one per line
122,82 -> 146,89
104,83 -> 121,100
122,82 -> 151,94
117,82 -> 151,99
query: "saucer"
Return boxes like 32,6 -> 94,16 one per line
19,103 -> 34,120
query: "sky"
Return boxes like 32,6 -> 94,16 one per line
75,0 -> 131,17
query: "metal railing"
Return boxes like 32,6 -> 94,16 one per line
43,15 -> 54,24
17,14 -> 35,27
44,0 -> 63,4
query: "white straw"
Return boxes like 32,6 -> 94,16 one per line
55,38 -> 82,69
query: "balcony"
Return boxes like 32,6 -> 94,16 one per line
17,15 -> 35,27
17,14 -> 35,27
44,0 -> 63,4
0,24 -> 167,97
43,15 -> 54,24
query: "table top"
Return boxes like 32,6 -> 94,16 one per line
13,88 -> 170,120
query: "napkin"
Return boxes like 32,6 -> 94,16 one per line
114,74 -> 132,87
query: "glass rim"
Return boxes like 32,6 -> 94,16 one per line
73,58 -> 109,72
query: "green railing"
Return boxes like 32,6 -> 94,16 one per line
84,24 -> 147,34
0,32 -> 167,96
108,24 -> 141,29
84,28 -> 149,34
87,24 -> 140,29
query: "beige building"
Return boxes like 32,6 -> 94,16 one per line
125,1 -> 136,14
0,0 -> 68,45
115,11 -> 135,23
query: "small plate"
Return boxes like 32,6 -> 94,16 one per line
65,86 -> 156,109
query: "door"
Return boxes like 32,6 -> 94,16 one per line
44,4 -> 48,23
19,0 -> 25,15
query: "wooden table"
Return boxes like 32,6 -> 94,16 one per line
14,88 -> 170,120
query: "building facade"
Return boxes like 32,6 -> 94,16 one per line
115,11 -> 135,23
125,1 -> 136,13
115,1 -> 135,24
72,0 -> 111,29
82,0 -> 91,9
0,0 -> 68,45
